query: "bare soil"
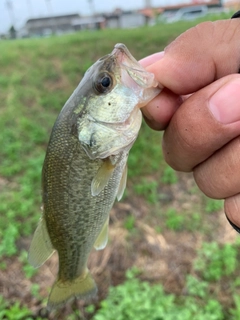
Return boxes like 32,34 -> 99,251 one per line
0,171 -> 237,319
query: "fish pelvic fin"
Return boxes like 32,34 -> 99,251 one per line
94,217 -> 109,250
47,269 -> 97,310
28,217 -> 55,268
91,158 -> 115,196
117,163 -> 127,201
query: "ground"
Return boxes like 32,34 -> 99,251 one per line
0,171 -> 238,319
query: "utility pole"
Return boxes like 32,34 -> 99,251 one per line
26,0 -> 34,17
145,0 -> 152,25
88,0 -> 95,16
5,0 -> 15,27
44,0 -> 57,34
5,0 -> 16,38
45,0 -> 53,15
88,0 -> 96,29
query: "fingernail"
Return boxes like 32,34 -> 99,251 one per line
209,79 -> 240,124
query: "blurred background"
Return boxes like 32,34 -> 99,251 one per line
1,0 -> 240,319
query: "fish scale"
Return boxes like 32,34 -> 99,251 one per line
45,109 -> 125,279
28,43 -> 161,310
44,112 -> 123,279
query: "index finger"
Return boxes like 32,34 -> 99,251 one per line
146,19 -> 240,95
140,19 -> 240,129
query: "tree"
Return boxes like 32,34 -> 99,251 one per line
9,25 -> 16,39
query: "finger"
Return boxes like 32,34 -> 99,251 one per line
140,52 -> 182,130
146,19 -> 240,95
225,194 -> 240,229
139,52 -> 164,68
163,75 -> 240,171
142,88 -> 182,130
141,19 -> 240,129
193,136 -> 240,199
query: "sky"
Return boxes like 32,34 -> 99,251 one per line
0,0 -> 195,34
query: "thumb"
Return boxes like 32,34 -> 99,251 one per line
146,19 -> 240,95
163,74 -> 240,173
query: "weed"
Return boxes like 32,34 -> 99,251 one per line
0,224 -> 19,257
194,242 -> 238,281
161,166 -> 178,184
128,122 -> 164,178
87,268 -> 225,320
205,198 -> 223,213
230,295 -> 240,319
165,208 -> 185,231
0,296 -> 32,320
185,275 -> 209,298
185,212 -> 202,231
19,251 -> 38,279
134,178 -> 158,204
30,283 -> 41,299
124,215 -> 136,231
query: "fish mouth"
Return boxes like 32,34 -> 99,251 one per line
112,43 -> 159,92
112,43 -> 135,63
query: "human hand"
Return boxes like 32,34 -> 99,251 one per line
140,17 -> 240,230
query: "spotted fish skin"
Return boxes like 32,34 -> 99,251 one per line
28,43 -> 161,310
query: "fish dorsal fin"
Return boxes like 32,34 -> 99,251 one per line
28,217 -> 55,268
117,164 -> 127,201
94,217 -> 109,250
91,159 -> 115,196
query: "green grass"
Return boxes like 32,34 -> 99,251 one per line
1,24 -> 189,257
0,12 -> 238,319
0,296 -> 32,320
87,268 -> 225,320
165,208 -> 185,231
194,242 -> 239,281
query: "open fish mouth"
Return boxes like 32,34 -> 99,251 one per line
113,43 -> 159,90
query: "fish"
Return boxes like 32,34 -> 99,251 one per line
28,43 -> 161,310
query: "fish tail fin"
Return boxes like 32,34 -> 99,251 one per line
47,269 -> 97,310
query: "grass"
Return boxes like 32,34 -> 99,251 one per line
87,268 -> 225,320
0,11 -> 238,319
1,22 -> 193,257
194,242 -> 239,281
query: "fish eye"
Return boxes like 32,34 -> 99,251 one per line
101,76 -> 111,88
94,73 -> 113,94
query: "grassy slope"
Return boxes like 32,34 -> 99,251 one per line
0,21 -> 195,253
1,13 -> 240,319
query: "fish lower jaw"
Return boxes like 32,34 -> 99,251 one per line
80,109 -> 142,160
81,137 -> 135,161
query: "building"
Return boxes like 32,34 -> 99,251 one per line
104,10 -> 147,29
24,13 -> 108,37
23,10 -> 149,37
72,16 -> 105,31
25,14 -> 81,37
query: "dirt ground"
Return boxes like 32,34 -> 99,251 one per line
0,171 -> 238,319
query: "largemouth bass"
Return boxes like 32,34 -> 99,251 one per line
28,43 -> 160,310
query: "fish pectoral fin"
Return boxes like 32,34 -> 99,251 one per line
117,163 -> 128,201
47,268 -> 97,310
28,217 -> 55,268
91,159 -> 115,196
94,217 -> 109,250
